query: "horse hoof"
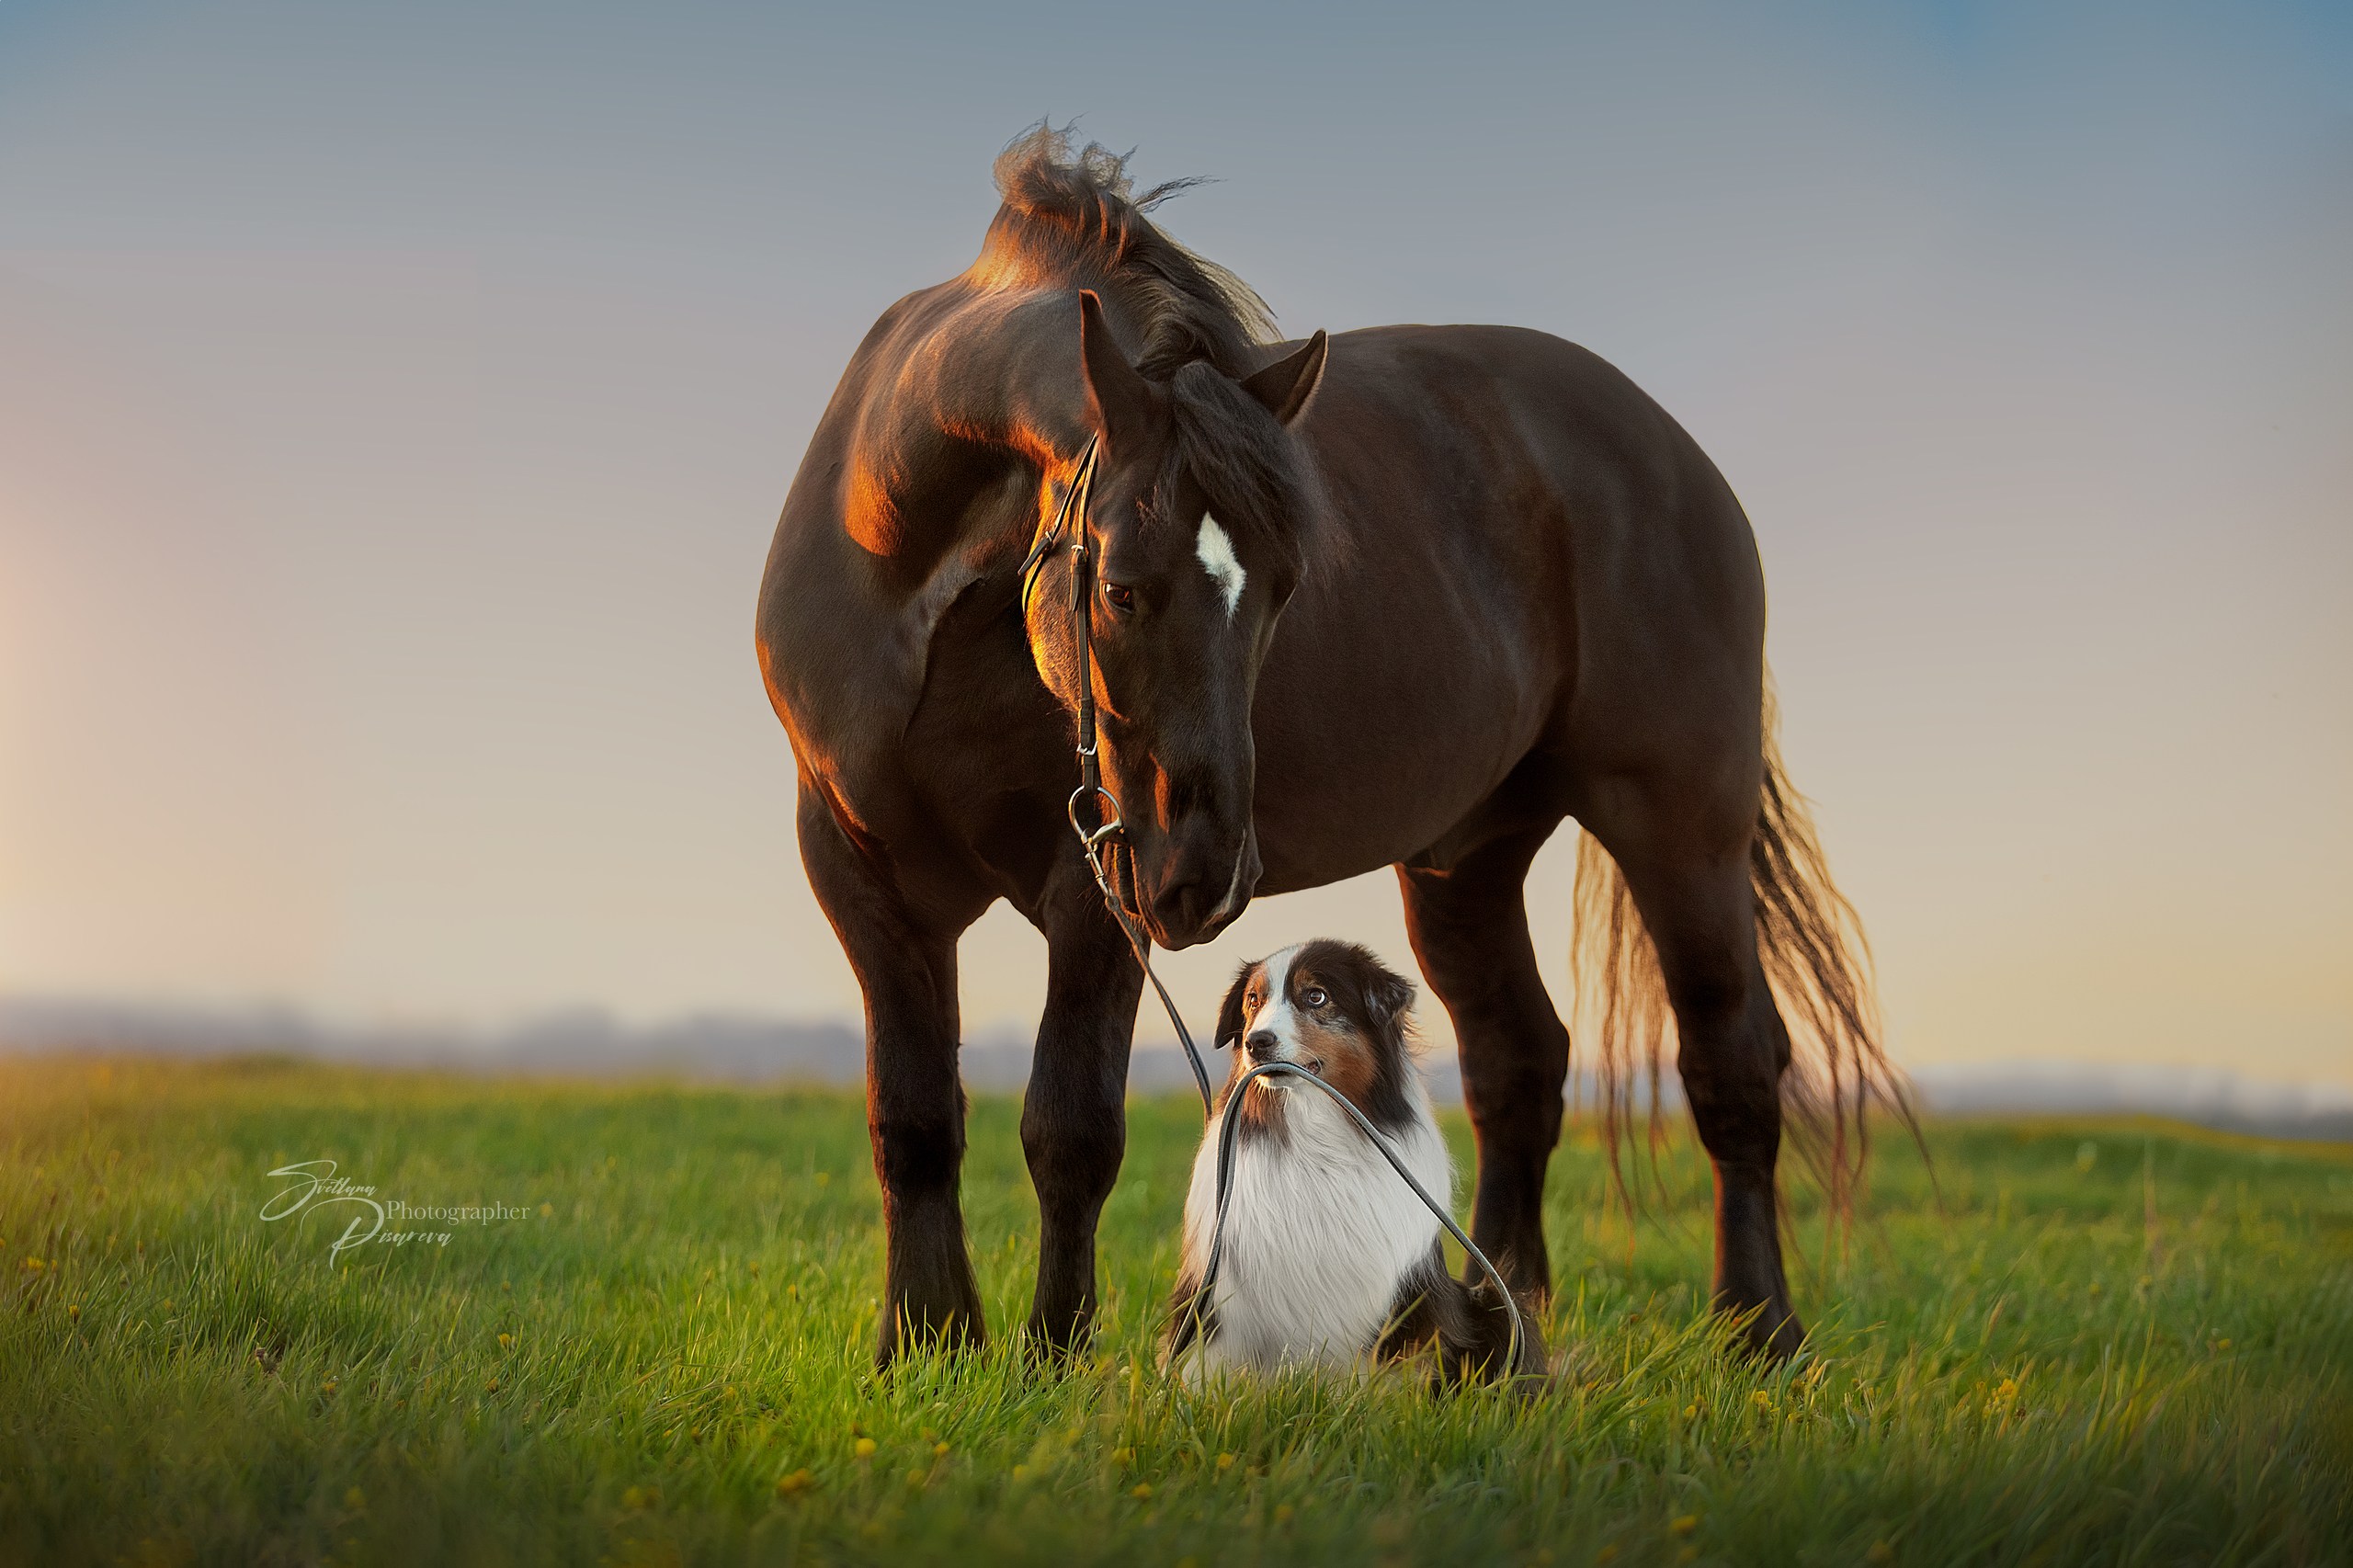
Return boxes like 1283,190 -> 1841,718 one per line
1017,1317 -> 1095,1373
873,1305 -> 986,1369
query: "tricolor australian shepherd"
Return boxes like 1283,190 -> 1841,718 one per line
1162,940 -> 1545,1385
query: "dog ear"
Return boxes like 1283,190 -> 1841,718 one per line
1364,964 -> 1416,1048
1215,962 -> 1258,1050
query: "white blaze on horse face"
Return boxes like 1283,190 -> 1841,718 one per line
1195,516 -> 1246,618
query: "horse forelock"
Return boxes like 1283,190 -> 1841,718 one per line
1158,361 -> 1321,583
975,122 -> 1275,381
916,125 -> 1319,581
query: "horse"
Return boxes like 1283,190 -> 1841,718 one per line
756,126 -> 1902,1367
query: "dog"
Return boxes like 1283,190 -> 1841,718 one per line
1162,939 -> 1543,1385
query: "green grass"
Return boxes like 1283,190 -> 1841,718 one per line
2,1056 -> 2347,1567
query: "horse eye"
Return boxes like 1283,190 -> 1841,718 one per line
1103,583 -> 1137,614
1302,986 -> 1328,1008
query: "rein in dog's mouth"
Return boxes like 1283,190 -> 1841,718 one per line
1250,1059 -> 1322,1085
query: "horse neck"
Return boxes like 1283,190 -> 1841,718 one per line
844,283 -> 1102,582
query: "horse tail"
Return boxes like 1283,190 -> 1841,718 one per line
1572,824 -> 1676,1216
1572,683 -> 1917,1221
1745,687 -> 1921,1217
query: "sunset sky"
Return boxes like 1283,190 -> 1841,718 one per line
3,2 -> 2347,1085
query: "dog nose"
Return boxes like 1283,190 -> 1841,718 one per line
1245,1029 -> 1279,1062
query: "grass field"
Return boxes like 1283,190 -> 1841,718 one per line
2,1055 -> 2347,1567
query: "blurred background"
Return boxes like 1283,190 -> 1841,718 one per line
3,1 -> 2347,1116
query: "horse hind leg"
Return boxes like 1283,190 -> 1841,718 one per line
1577,780 -> 1805,1358
1397,827 -> 1572,1302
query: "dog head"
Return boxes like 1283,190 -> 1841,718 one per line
1213,939 -> 1419,1131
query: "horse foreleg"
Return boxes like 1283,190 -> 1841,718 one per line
1019,875 -> 1145,1358
1397,828 -> 1570,1301
796,785 -> 987,1366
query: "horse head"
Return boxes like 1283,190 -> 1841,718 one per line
1024,290 -> 1327,949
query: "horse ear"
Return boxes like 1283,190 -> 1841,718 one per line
1240,330 -> 1328,427
1215,962 -> 1258,1050
1078,290 -> 1157,450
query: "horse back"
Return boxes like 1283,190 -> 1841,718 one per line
1246,323 -> 1769,881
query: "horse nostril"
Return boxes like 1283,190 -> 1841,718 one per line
1245,1030 -> 1278,1062
1149,835 -> 1253,946
1152,876 -> 1211,937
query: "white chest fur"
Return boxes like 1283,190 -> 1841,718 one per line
1176,1080 -> 1453,1377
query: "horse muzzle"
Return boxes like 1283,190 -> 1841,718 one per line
1142,830 -> 1260,949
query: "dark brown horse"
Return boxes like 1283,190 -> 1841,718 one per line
757,128 -> 1901,1366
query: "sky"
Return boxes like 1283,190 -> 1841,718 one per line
2,1 -> 2347,1085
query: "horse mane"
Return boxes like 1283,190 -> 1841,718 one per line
980,123 -> 1277,380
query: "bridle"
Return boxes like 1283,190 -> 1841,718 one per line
1020,432 -> 1528,1377
1019,433 -> 1219,1112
